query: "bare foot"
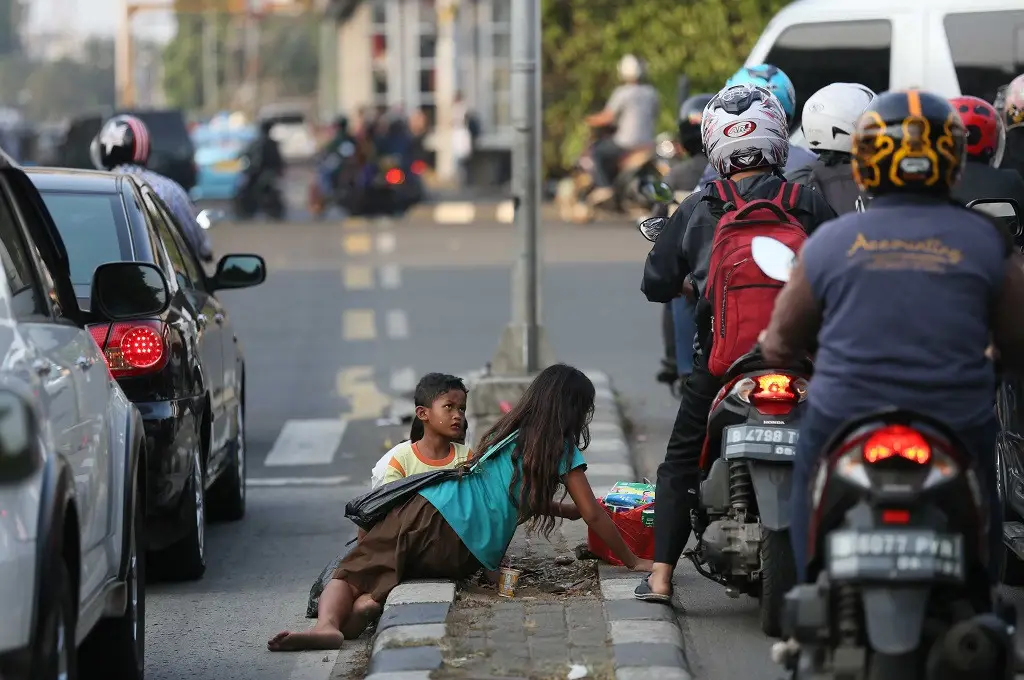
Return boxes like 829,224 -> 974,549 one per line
340,596 -> 383,640
267,628 -> 344,651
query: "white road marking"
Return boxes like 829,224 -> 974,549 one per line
342,265 -> 374,290
496,199 -> 516,224
342,309 -> 376,340
376,231 -> 396,254
262,419 -> 348,467
379,262 -> 402,288
433,201 -> 476,224
246,476 -> 352,487
385,309 -> 409,339
390,366 -> 418,393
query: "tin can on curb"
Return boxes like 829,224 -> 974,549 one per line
497,567 -> 522,597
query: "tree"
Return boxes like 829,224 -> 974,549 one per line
540,0 -> 790,176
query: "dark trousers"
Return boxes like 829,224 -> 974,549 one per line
662,303 -> 676,364
591,138 -> 624,187
790,407 -> 1002,583
654,355 -> 722,564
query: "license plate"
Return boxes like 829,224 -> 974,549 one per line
723,425 -> 798,462
827,529 -> 964,582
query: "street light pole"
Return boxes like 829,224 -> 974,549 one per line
488,0 -> 552,375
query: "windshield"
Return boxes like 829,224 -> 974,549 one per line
39,191 -> 133,297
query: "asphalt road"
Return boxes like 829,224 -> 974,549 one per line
143,213 -> 660,680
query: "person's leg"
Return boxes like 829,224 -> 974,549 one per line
672,297 -> 697,377
658,303 -> 678,384
789,408 -> 846,583
644,358 -> 723,597
958,414 -> 1002,583
268,578 -> 360,650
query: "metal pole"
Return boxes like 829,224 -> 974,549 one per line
116,1 -> 135,107
511,0 -> 541,372
202,10 -> 218,113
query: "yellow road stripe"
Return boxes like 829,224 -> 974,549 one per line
343,232 -> 372,255
342,309 -> 376,340
342,265 -> 374,290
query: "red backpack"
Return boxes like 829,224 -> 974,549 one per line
704,179 -> 809,376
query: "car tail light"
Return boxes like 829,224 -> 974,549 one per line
411,160 -> 427,175
864,425 -> 931,465
88,320 -> 168,378
385,168 -> 405,185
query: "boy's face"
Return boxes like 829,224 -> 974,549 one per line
416,389 -> 467,439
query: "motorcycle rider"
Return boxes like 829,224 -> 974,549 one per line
90,114 -> 213,262
635,83 -> 836,602
998,73 -> 1024,179
950,95 -> 1024,213
760,89 -> 1024,585
246,119 -> 285,182
665,93 -> 715,194
585,54 -> 660,206
785,82 -> 876,214
696,64 -> 818,188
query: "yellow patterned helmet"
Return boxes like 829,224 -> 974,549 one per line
851,89 -> 966,197
1001,73 -> 1024,130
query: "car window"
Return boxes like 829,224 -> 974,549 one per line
763,20 -> 892,127
944,11 -> 1024,105
38,191 -> 133,298
145,198 -> 191,291
147,193 -> 205,289
0,189 -> 47,320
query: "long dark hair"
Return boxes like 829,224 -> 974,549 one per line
474,364 -> 595,537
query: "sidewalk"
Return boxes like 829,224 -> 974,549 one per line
337,371 -> 693,680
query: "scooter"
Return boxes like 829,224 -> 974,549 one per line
750,207 -> 1018,679
234,155 -> 285,220
638,217 -> 812,637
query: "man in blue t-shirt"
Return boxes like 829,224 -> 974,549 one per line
760,90 -> 1024,584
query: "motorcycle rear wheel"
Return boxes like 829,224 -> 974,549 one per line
868,651 -> 918,680
759,528 -> 797,638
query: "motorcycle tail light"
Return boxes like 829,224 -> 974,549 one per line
411,160 -> 427,175
729,373 -> 808,416
863,425 -> 931,465
385,168 -> 405,185
881,509 -> 910,524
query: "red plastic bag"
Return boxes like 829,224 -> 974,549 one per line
586,501 -> 654,566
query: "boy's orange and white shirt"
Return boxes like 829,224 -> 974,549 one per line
371,441 -> 472,488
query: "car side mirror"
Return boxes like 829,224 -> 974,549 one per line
196,208 -> 226,230
211,254 -> 266,291
967,198 -> 1022,238
90,262 -> 171,320
0,390 -> 40,483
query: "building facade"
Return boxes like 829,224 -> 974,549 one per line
323,0 -> 512,183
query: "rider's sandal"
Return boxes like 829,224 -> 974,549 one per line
633,574 -> 673,604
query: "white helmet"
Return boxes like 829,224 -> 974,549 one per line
618,54 -> 643,82
801,83 -> 876,153
702,84 -> 790,177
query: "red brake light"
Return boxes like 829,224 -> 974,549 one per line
410,160 -> 427,175
881,509 -> 911,524
88,320 -> 168,378
385,168 -> 405,185
752,374 -> 795,401
863,425 -> 931,465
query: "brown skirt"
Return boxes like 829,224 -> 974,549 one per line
332,494 -> 480,602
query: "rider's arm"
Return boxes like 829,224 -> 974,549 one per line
992,253 -> 1024,374
586,87 -> 624,127
641,192 -> 701,303
760,251 -> 822,365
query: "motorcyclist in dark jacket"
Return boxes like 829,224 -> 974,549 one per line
785,82 -> 876,215
247,119 -> 285,177
635,84 -> 836,602
950,95 -> 1024,218
761,89 -> 1024,586
664,93 -> 714,195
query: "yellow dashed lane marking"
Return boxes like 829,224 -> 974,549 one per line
343,265 -> 374,290
343,232 -> 372,255
342,309 -> 376,340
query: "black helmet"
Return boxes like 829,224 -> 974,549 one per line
851,89 -> 966,197
677,93 -> 714,156
90,115 -> 151,170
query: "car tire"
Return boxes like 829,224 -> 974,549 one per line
209,399 -> 246,522
34,555 -> 78,680
80,478 -> 145,679
157,444 -> 206,581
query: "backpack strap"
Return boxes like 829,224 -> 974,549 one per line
773,182 -> 803,211
710,179 -> 745,208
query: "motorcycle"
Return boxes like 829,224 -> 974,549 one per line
234,154 -> 285,220
749,206 -> 1018,679
638,215 -> 813,637
558,122 -> 665,224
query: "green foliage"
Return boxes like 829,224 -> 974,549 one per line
540,0 -> 789,176
0,39 -> 116,119
162,12 -> 319,113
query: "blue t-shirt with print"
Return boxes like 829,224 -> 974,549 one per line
419,439 -> 587,571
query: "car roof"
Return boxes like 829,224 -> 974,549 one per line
24,166 -> 132,193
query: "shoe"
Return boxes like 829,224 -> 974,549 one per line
633,574 -> 673,604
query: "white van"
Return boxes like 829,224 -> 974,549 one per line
745,0 -> 1024,127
